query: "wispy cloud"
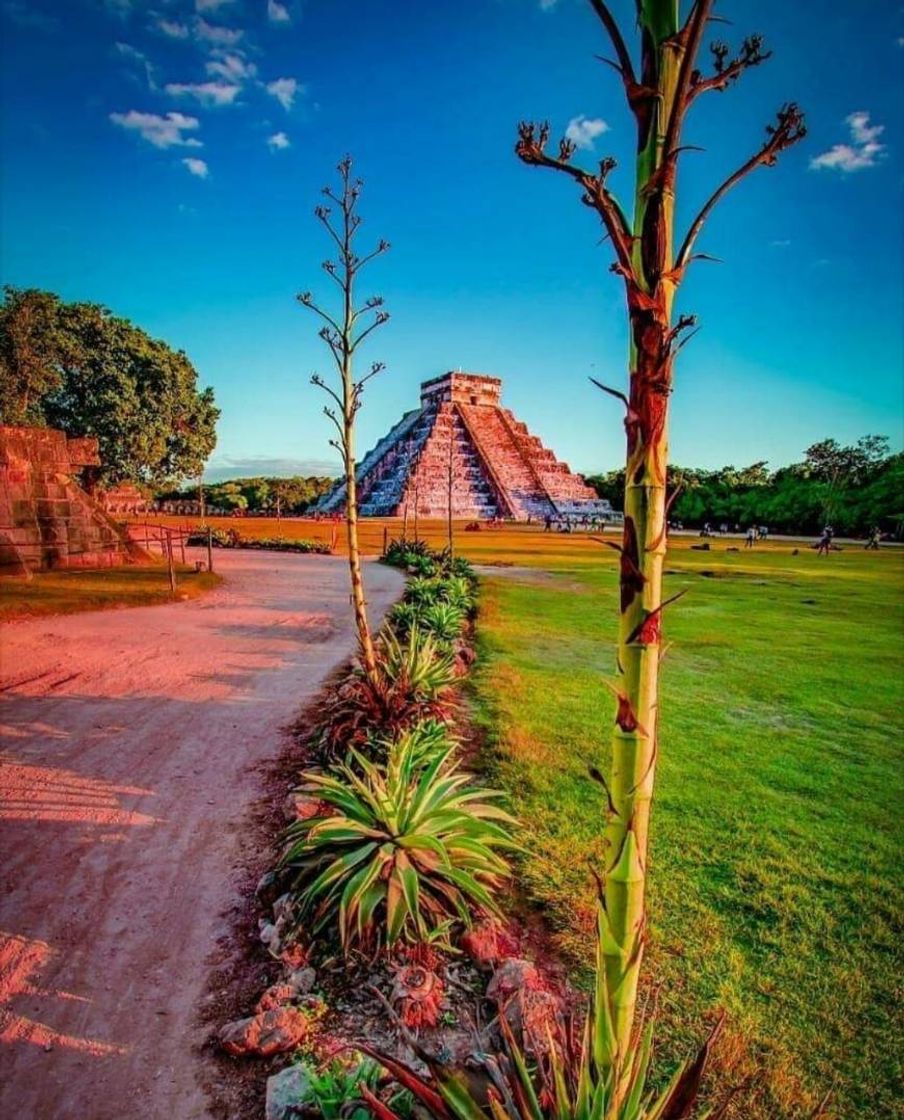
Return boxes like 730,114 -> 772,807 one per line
267,0 -> 291,23
182,157 -> 209,178
165,80 -> 241,107
196,0 -> 235,11
564,114 -> 609,150
770,239 -> 791,248
155,17 -> 190,39
110,109 -> 202,148
194,16 -> 243,45
810,111 -> 886,173
266,76 -> 300,110
104,0 -> 132,18
538,0 -> 559,9
267,131 -> 290,151
206,51 -> 257,81
2,1 -> 60,31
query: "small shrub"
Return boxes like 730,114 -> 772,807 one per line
387,600 -> 423,636
419,601 -> 464,644
368,718 -> 453,771
287,1055 -> 411,1120
316,628 -> 457,757
281,739 -> 516,951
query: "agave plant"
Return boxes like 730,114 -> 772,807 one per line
317,627 -> 458,757
420,601 -> 465,645
358,905 -> 727,1120
388,599 -> 424,636
367,719 -> 453,772
281,740 -> 517,951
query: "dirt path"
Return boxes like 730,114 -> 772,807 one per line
0,551 -> 403,1120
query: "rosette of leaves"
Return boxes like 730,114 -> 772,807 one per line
317,627 -> 458,757
419,601 -> 465,645
367,719 -> 452,770
280,740 -> 517,951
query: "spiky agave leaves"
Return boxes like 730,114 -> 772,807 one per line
357,907 -> 725,1120
316,627 -> 459,757
280,739 -> 518,953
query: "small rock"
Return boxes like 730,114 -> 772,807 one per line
259,919 -> 278,946
256,983 -> 298,1013
486,958 -> 540,1004
272,893 -> 294,925
265,1063 -> 313,1120
255,870 -> 282,910
219,1007 -> 310,1057
283,791 -> 325,822
286,967 -> 316,995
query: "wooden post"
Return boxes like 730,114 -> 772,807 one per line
207,526 -> 214,574
382,525 -> 388,556
179,527 -> 186,565
166,532 -> 177,595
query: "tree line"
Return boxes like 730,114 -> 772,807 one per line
0,287 -> 218,486
158,475 -> 334,515
586,435 -> 901,537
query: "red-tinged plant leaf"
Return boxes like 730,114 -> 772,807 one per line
659,1014 -> 725,1120
358,1082 -> 403,1120
356,1044 -> 450,1117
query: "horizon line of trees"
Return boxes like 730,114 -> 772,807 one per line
158,475 -> 334,515
586,435 -> 902,537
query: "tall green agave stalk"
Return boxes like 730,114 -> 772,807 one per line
516,0 -> 805,1100
300,157 -> 391,685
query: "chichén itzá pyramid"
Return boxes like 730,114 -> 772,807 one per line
318,371 -> 618,522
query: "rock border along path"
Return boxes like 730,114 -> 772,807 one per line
0,551 -> 403,1120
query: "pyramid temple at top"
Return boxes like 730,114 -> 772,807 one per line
318,371 -> 617,523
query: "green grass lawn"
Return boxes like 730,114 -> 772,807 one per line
0,563 -> 221,621
471,542 -> 904,1119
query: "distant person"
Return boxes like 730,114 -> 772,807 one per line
701,521 -> 711,537
745,526 -> 756,549
544,514 -> 552,532
816,527 -> 832,556
720,522 -> 728,535
865,525 -> 881,550
759,525 -> 769,541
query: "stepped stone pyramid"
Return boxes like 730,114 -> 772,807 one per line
318,372 -> 617,522
0,426 -> 135,574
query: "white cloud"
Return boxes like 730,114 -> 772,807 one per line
266,76 -> 300,110
156,17 -> 190,39
267,131 -> 290,151
267,0 -> 291,23
115,40 -> 145,61
539,0 -> 559,9
194,16 -> 243,45
206,51 -> 256,81
165,80 -> 241,106
196,0 -> 235,11
564,114 -> 610,150
770,239 -> 791,248
110,109 -> 202,148
182,157 -> 209,178
810,111 -> 886,173
104,0 -> 132,17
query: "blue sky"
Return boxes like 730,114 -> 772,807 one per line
1,0 -> 902,479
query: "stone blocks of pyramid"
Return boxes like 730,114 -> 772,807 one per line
318,372 -> 618,522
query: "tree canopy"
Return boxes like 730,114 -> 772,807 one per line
0,287 -> 219,485
586,436 -> 901,537
159,475 -> 334,515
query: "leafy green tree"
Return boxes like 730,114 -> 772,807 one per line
0,287 -> 218,485
0,287 -> 65,425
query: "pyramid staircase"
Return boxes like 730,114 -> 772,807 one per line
316,372 -> 615,523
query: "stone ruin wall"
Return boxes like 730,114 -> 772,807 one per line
0,426 -> 133,575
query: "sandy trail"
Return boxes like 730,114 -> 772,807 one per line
0,551 -> 403,1120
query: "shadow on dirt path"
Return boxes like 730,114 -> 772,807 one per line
0,550 -> 403,1120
